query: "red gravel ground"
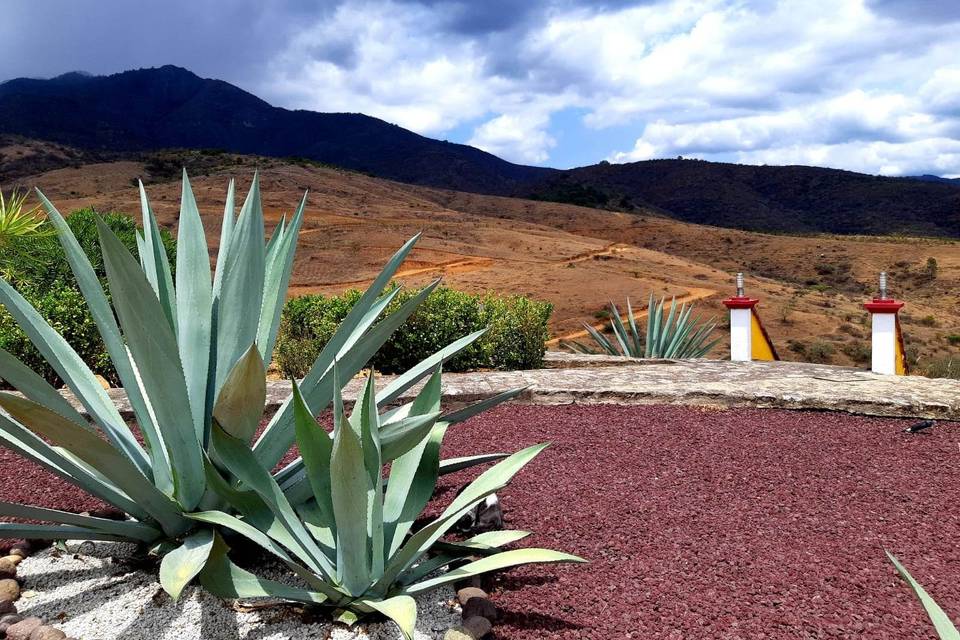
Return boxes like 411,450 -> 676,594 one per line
3,404 -> 960,638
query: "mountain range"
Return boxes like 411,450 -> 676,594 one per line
2,65 -> 959,238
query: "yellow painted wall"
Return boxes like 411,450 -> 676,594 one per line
750,310 -> 777,361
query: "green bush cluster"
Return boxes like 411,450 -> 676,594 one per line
276,286 -> 552,377
0,208 -> 176,386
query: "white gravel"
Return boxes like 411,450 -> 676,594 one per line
15,541 -> 460,640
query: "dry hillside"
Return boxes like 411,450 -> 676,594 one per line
10,146 -> 960,372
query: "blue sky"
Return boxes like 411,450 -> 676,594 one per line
3,0 -> 960,175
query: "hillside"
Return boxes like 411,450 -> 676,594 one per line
524,159 -> 960,237
8,143 -> 960,374
3,67 -> 960,238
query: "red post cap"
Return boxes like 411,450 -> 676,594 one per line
863,298 -> 904,313
723,296 -> 759,310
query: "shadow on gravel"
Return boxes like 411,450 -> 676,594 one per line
499,609 -> 584,633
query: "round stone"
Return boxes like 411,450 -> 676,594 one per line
462,596 -> 497,622
5,617 -> 42,640
28,625 -> 67,640
0,557 -> 18,580
0,579 -> 21,603
443,628 -> 473,640
456,586 -> 488,606
461,615 -> 493,639
4,555 -> 23,566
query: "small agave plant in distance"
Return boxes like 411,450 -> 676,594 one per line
0,171 -> 582,637
565,293 -> 719,359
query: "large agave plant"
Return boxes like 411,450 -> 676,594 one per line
189,369 -> 583,636
0,171 -> 577,635
565,293 -> 719,359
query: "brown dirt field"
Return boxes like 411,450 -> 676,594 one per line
14,151 -> 960,371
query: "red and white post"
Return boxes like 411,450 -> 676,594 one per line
723,273 -> 758,362
863,272 -> 906,375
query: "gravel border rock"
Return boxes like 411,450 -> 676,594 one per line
15,542 -> 461,640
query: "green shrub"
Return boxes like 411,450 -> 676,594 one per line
946,334 -> 960,346
840,340 -> 871,364
275,286 -> 552,377
807,341 -> 835,363
0,209 -> 176,386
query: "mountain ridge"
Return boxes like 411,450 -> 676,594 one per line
2,65 -> 959,238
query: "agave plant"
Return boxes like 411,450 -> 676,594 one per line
186,368 -> 583,636
0,171 -> 576,635
888,552 -> 960,639
565,293 -> 719,359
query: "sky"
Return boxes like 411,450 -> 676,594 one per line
3,0 -> 960,175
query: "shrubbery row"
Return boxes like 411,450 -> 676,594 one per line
275,286 -> 553,377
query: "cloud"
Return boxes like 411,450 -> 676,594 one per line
469,111 -> 557,163
4,0 -> 960,173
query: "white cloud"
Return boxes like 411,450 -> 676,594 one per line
469,111 -> 556,163
258,0 -> 960,173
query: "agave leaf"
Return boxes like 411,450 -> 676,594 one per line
160,528 -> 215,601
0,276 -> 150,475
255,279 -> 439,471
210,423 -> 334,579
0,347 -> 85,425
383,369 -> 443,555
215,172 -> 265,395
432,530 -> 532,556
0,501 -> 160,541
137,181 -> 178,332
0,412 -> 150,520
608,301 -> 630,356
887,551 -> 960,639
356,371 -> 385,576
296,499 -> 336,553
97,217 -> 205,510
0,393 -> 187,532
254,235 -> 422,469
375,443 -> 549,591
329,370 -> 373,595
212,178 -> 236,300
291,381 -> 335,534
375,328 -> 486,406
626,297 -> 642,354
356,595 -> 417,640
379,412 -> 442,462
645,294 -> 658,358
438,453 -> 509,475
0,523 -> 134,542
258,192 -> 306,365
582,322 -> 617,355
405,548 -> 586,595
175,171 -> 214,441
187,510 -> 343,601
34,190 -> 171,490
199,532 -> 330,606
213,344 -> 265,443
440,387 -> 526,425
